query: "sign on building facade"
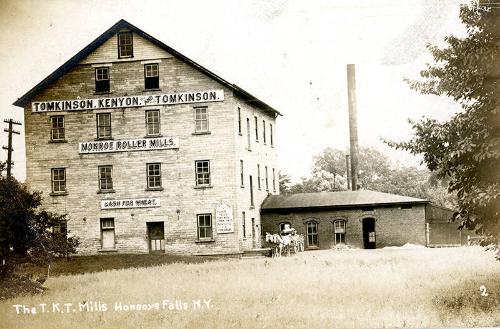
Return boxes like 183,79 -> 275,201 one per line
101,198 -> 161,210
31,89 -> 224,112
79,137 -> 179,154
216,202 -> 234,234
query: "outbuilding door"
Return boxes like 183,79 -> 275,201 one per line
147,222 -> 165,253
362,218 -> 376,249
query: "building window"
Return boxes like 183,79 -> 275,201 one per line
96,113 -> 111,139
257,164 -> 261,190
240,160 -> 244,187
254,116 -> 259,141
144,64 -> 159,90
272,168 -> 276,192
52,220 -> 67,236
306,221 -> 318,247
147,163 -> 162,189
145,110 -> 160,136
197,214 -> 212,240
50,116 -> 65,141
95,67 -> 110,93
246,118 -> 251,150
263,120 -> 266,144
98,165 -> 113,191
118,31 -> 133,58
194,107 -> 209,132
195,160 -> 210,186
265,166 -> 269,191
270,123 -> 274,146
51,168 -> 66,194
279,222 -> 291,232
249,175 -> 254,207
242,212 -> 246,239
238,107 -> 242,135
334,220 -> 346,244
101,218 -> 115,249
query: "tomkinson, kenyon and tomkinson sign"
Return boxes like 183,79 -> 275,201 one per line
30,89 -> 224,112
30,89 -> 223,154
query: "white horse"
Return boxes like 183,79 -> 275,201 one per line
265,232 -> 284,258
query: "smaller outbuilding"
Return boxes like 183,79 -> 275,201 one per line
261,190 -> 466,250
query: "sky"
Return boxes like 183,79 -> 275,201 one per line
0,0 -> 467,182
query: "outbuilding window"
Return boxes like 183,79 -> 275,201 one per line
333,220 -> 346,244
51,168 -> 66,194
279,222 -> 291,232
306,221 -> 318,247
118,31 -> 133,58
96,113 -> 111,139
197,214 -> 212,240
195,160 -> 210,186
144,64 -> 159,90
98,165 -> 113,191
95,67 -> 110,93
145,110 -> 160,136
147,163 -> 162,189
50,116 -> 65,141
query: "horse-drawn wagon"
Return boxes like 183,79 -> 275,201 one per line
265,227 -> 304,257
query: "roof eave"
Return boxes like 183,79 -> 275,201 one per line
261,200 -> 430,213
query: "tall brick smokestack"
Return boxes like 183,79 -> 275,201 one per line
347,64 -> 359,191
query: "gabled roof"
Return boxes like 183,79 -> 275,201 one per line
261,190 -> 428,211
13,19 -> 281,116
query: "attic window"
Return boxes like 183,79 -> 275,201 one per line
118,32 -> 133,58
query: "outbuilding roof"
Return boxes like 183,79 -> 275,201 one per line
13,19 -> 281,117
261,190 -> 428,211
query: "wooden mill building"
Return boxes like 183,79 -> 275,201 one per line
14,19 -> 280,255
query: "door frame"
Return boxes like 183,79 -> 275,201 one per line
362,217 -> 376,249
147,221 -> 165,253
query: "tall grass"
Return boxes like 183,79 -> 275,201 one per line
1,247 -> 499,329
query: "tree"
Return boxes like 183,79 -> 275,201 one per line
0,176 -> 79,273
386,2 -> 500,256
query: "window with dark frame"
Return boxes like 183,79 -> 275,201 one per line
50,116 -> 65,141
238,107 -> 242,135
144,64 -> 159,90
334,220 -> 346,244
98,166 -> 113,191
257,164 -> 261,189
118,31 -> 133,58
146,110 -> 160,136
194,107 -> 209,132
240,160 -> 244,187
265,166 -> 269,191
246,118 -> 251,149
52,220 -> 67,236
195,160 -> 210,186
254,116 -> 258,141
263,120 -> 266,144
306,221 -> 318,247
249,175 -> 254,207
147,163 -> 162,189
96,113 -> 111,139
197,214 -> 212,239
51,168 -> 66,193
270,123 -> 274,146
95,67 -> 110,93
242,212 -> 246,238
369,231 -> 376,243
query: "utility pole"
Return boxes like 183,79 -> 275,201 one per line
3,119 -> 22,178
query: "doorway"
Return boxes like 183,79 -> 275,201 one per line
362,218 -> 376,249
147,222 -> 165,253
251,218 -> 256,248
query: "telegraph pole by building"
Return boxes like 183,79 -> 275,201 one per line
3,119 -> 21,178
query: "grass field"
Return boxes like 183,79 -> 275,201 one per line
1,246 -> 499,329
